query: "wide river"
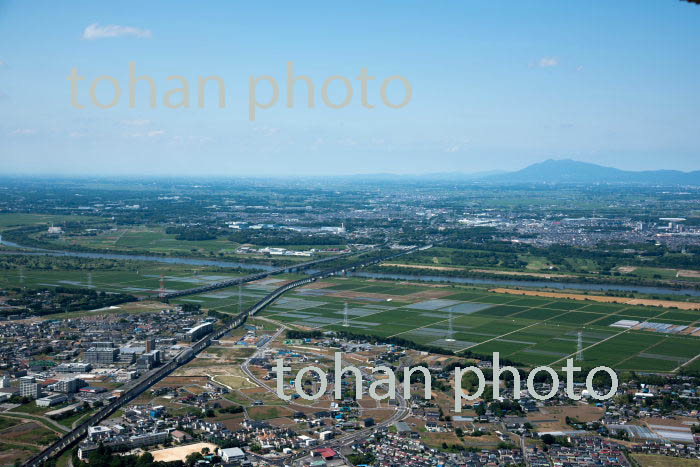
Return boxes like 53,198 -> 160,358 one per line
0,237 -> 278,272
2,237 -> 700,297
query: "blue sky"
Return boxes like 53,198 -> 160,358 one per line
0,0 -> 699,175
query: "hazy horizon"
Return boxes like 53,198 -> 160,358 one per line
2,158 -> 700,180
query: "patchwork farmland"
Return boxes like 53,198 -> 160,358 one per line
251,277 -> 700,373
170,277 -> 294,315
0,263 -> 252,298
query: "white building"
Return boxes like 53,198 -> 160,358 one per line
19,376 -> 40,399
219,447 -> 245,463
36,394 -> 68,407
0,375 -> 11,388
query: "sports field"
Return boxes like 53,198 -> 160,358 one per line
259,277 -> 700,373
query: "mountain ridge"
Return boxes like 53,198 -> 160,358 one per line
483,159 -> 700,185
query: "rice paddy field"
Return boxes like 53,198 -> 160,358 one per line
169,277 -> 296,315
256,277 -> 700,373
0,262 -> 251,298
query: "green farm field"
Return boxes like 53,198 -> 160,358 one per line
0,259 -> 250,298
0,213 -> 105,231
259,277 -> 700,373
52,226 -> 238,256
45,226 -> 334,263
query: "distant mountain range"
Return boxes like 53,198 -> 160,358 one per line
482,159 -> 700,185
326,159 -> 699,185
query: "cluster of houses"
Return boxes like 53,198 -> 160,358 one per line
356,431 -> 524,467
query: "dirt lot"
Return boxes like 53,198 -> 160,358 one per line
617,266 -> 638,274
212,371 -> 257,390
490,288 -> 700,310
150,442 -> 218,462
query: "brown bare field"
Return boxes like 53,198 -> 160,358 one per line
155,376 -> 209,388
527,405 -> 604,431
0,444 -> 37,466
150,442 -> 218,462
490,288 -> 700,310
420,431 -> 463,449
220,415 -> 245,431
172,362 -> 249,377
472,269 -> 575,279
362,408 -> 395,423
212,372 -> 257,390
357,399 -> 383,409
239,387 -> 268,395
247,405 -> 295,420
381,263 -> 464,271
632,454 -> 700,467
678,269 -> 700,278
626,298 -> 700,310
267,417 -> 296,427
617,266 -> 638,274
642,416 -> 698,429
117,301 -> 168,312
459,434 -> 503,448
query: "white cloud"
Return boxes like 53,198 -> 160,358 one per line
537,57 -> 559,68
252,125 -> 280,136
10,128 -> 37,136
83,23 -> 152,40
122,119 -> 152,126
122,129 -> 165,139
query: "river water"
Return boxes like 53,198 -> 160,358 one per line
3,237 -> 699,297
347,272 -> 700,297
0,237 -> 278,272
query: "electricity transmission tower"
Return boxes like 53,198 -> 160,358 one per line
343,302 -> 350,327
576,330 -> 584,361
445,307 -> 455,342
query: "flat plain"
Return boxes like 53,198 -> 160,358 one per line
257,277 -> 700,373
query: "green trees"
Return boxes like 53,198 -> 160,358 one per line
77,444 -> 183,467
